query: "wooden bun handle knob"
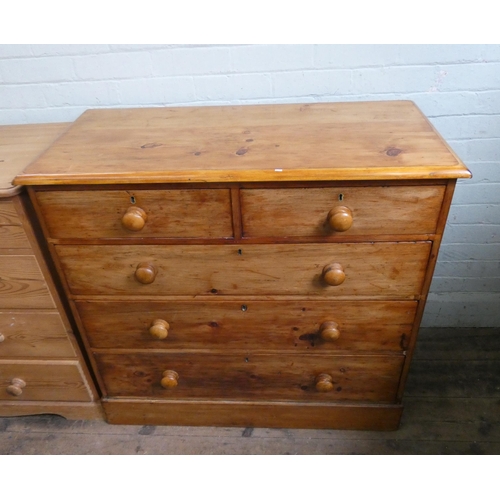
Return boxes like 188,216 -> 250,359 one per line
315,373 -> 334,392
161,370 -> 179,389
135,263 -> 157,284
327,206 -> 353,232
322,263 -> 345,286
7,378 -> 26,396
149,319 -> 170,340
122,206 -> 147,231
319,321 -> 340,341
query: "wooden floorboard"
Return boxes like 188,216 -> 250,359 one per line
0,327 -> 499,454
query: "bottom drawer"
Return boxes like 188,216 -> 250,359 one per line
0,361 -> 92,402
95,353 -> 404,403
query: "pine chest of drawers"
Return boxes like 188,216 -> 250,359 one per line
14,101 -> 471,430
0,123 -> 101,419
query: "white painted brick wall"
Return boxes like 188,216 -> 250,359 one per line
0,44 -> 498,326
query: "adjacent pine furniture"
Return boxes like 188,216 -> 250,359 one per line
0,124 -> 102,419
14,101 -> 471,429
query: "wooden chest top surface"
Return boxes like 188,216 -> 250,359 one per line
0,123 -> 70,196
13,101 -> 471,186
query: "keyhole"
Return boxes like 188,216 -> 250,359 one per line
238,249 -> 243,255
338,193 -> 344,201
130,196 -> 136,204
241,305 -> 248,312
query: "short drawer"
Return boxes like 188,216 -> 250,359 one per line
57,242 -> 431,299
0,201 -> 21,226
95,352 -> 404,403
0,312 -> 76,358
77,300 -> 417,352
241,185 -> 446,238
0,255 -> 55,309
35,188 -> 234,239
0,361 -> 92,401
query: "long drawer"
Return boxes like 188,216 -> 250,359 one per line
56,242 -> 431,298
77,300 -> 417,352
241,185 -> 446,237
96,352 -> 404,403
35,188 -> 234,239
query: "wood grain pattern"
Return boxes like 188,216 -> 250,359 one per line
241,185 -> 446,237
0,201 -> 21,225
0,226 -> 31,249
102,399 -> 403,430
35,188 -> 234,239
77,299 -> 417,352
0,256 -> 54,308
56,242 -> 431,298
0,361 -> 92,401
13,102 -> 471,186
96,352 -> 404,402
0,312 -> 75,358
0,123 -> 70,195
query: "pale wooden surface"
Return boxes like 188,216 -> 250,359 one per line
0,361 -> 92,401
0,200 -> 21,224
0,327 -> 497,454
0,312 -> 76,358
0,255 -> 55,309
0,123 -> 70,195
0,122 -> 102,418
13,102 -> 471,185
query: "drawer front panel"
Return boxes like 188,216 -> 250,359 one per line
0,225 -> 31,249
0,312 -> 75,358
96,353 -> 404,403
57,242 -> 431,298
35,189 -> 234,239
0,201 -> 21,226
0,256 -> 55,309
241,185 -> 446,238
77,300 -> 417,352
0,361 -> 92,401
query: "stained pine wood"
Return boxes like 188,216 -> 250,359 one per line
95,352 -> 403,402
56,242 -> 431,298
102,400 -> 403,430
35,188 -> 234,239
241,185 -> 446,237
0,312 -> 76,358
0,255 -> 55,309
76,299 -> 417,352
0,361 -> 92,402
7,103 -> 470,430
13,102 -> 471,186
0,123 -> 70,195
